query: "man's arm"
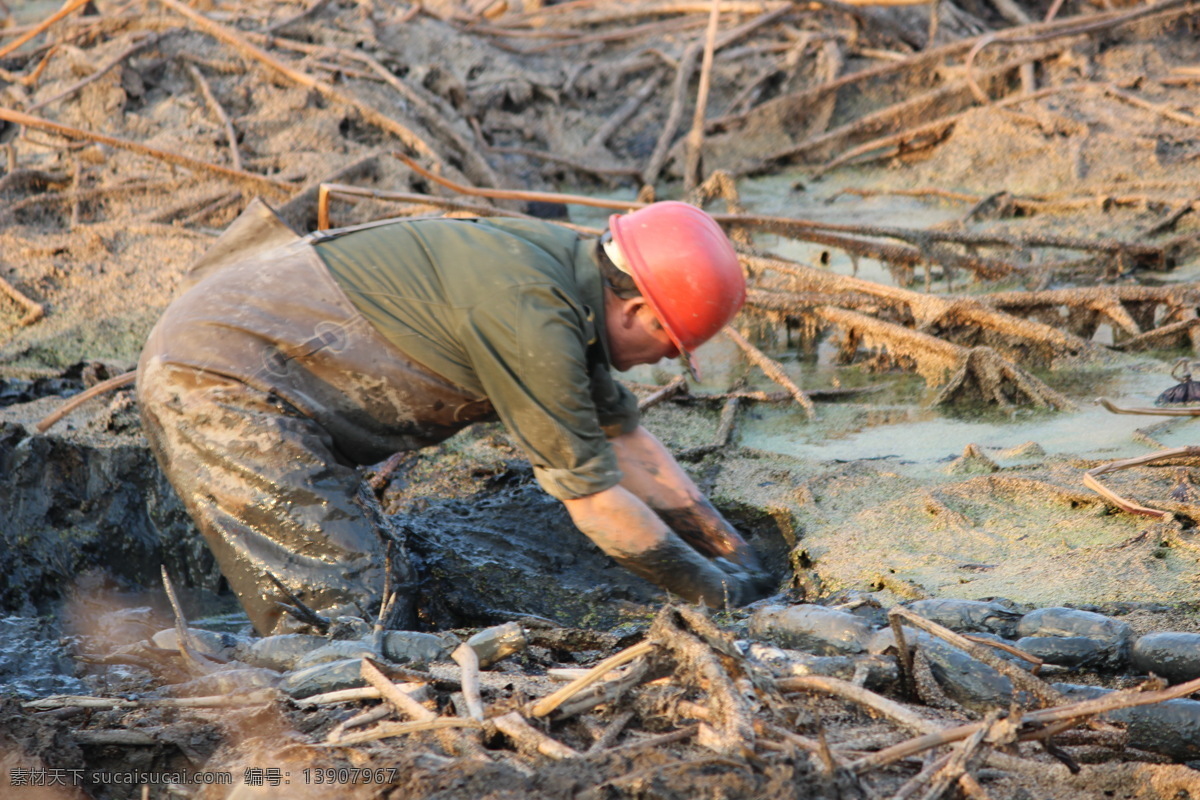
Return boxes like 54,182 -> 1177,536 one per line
561,484 -> 747,607
608,425 -> 764,571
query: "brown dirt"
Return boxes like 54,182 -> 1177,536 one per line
3,0 -> 1200,799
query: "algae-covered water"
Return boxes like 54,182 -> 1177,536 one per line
585,168 -> 1200,611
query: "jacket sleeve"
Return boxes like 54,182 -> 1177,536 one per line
458,283 -> 637,500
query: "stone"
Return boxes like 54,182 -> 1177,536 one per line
1132,632 -> 1200,684
748,603 -> 877,656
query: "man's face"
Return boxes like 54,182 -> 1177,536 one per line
605,296 -> 681,371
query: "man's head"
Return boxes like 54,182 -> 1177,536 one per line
600,202 -> 745,372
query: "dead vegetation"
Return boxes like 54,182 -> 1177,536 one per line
3,0 -> 1200,796
20,601 -> 1200,800
1,0 -> 1198,411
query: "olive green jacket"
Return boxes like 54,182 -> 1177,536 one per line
314,217 -> 640,500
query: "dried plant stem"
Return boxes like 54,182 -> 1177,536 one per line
722,325 -> 816,419
265,0 -> 333,33
323,718 -> 482,746
315,184 -> 569,233
392,156 -> 1151,280
394,153 -> 638,212
186,63 -> 241,171
484,144 -> 643,180
962,634 -> 1044,672
35,370 -> 137,433
451,644 -> 485,722
775,675 -> 939,735
638,375 -> 689,412
586,710 -> 636,753
0,275 -> 46,327
682,0 -> 721,193
1084,445 -> 1200,518
772,47 -> 1064,167
586,71 -> 663,152
160,566 -> 213,677
360,659 -> 436,722
0,107 -> 293,197
0,0 -> 90,60
517,14 -> 707,54
530,640 -> 654,718
817,83 -> 1068,174
889,606 -> 1066,708
325,704 -> 392,743
493,712 -> 580,759
643,6 -> 789,187
180,190 -> 243,226
963,0 -> 1196,103
156,0 -> 451,178
24,692 -> 276,711
353,53 -> 500,189
1098,398 -> 1200,417
499,1 -> 786,29
752,254 -> 1089,358
28,33 -> 160,113
1103,83 -> 1200,127
856,673 -> 1200,773
301,687 -> 385,706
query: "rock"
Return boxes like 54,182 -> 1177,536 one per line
278,658 -> 369,699
1132,632 -> 1200,684
160,668 -> 281,697
745,642 -> 899,691
867,627 -> 897,655
466,622 -> 526,668
916,634 -> 1031,712
295,641 -> 380,670
1016,607 -> 1131,670
1017,607 -> 1132,643
905,599 -> 1022,638
382,630 -> 459,664
235,634 -> 329,671
1056,683 -> 1200,762
1015,635 -> 1114,669
152,628 -> 246,660
748,604 -> 877,656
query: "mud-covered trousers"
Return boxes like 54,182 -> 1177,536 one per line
137,239 -> 497,635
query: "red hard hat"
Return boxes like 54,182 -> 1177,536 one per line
608,202 -> 745,353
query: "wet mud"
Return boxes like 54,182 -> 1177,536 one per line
2,0 -> 1200,797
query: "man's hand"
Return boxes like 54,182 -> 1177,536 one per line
563,485 -> 760,608
712,557 -> 776,604
609,426 -> 766,574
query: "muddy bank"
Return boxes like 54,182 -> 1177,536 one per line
2,0 -> 1200,797
0,385 -> 793,630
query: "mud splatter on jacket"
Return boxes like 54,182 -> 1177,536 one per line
314,217 -> 640,500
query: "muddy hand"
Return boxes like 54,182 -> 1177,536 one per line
712,557 -> 774,604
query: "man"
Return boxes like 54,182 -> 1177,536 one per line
137,200 -> 770,635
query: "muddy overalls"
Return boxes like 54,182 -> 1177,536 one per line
137,203 -> 639,635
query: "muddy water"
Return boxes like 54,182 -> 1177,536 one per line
595,169 -> 1188,469
584,170 -> 1200,610
730,170 -> 1194,468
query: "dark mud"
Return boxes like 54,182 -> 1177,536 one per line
0,376 -> 791,636
2,0 -> 1200,797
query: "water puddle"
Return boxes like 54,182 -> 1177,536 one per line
583,170 -> 1193,476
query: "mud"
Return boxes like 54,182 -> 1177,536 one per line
2,0 -> 1200,797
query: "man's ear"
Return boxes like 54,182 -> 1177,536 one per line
616,296 -> 646,329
